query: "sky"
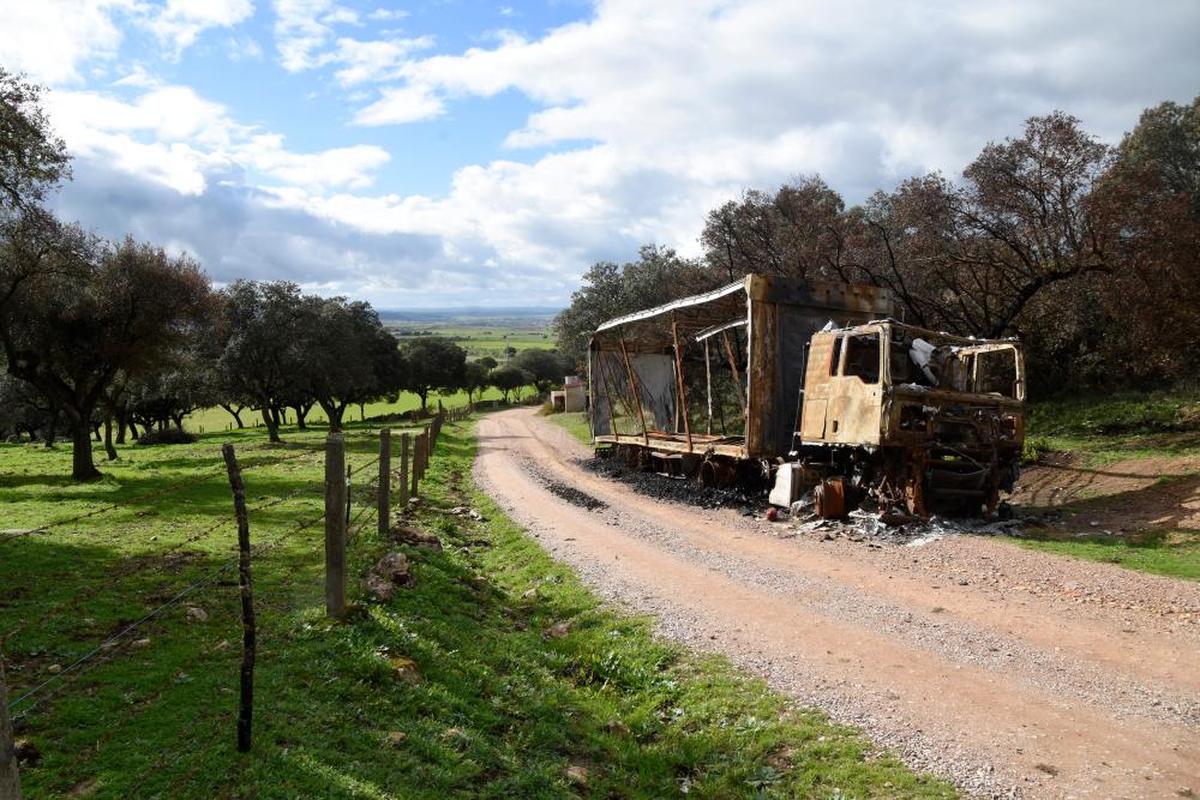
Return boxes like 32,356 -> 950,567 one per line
1,1 -> 1197,310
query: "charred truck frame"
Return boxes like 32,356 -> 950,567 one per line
587,274 -> 1026,517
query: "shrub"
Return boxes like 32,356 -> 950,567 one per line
137,428 -> 197,445
1021,435 -> 1053,464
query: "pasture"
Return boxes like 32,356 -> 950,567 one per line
0,415 -> 948,798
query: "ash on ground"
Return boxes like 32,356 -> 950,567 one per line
778,496 -> 1027,546
580,456 -> 766,511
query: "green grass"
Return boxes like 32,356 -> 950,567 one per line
1010,392 -> 1200,580
543,411 -> 593,446
1016,529 -> 1200,581
1027,391 -> 1200,467
0,418 -> 951,798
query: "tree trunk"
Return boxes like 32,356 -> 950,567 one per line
294,405 -> 308,430
358,402 -> 366,421
418,390 -> 428,413
261,406 -> 281,443
44,411 -> 58,448
72,418 -> 101,481
221,404 -> 245,429
173,414 -> 184,431
115,406 -> 128,444
103,414 -> 118,461
319,399 -> 343,433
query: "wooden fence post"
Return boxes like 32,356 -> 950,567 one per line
398,433 -> 410,508
324,434 -> 347,619
0,654 -> 19,800
378,429 -> 391,536
222,444 -> 256,754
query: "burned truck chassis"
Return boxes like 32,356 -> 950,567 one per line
599,438 -> 1018,519
588,275 -> 1025,519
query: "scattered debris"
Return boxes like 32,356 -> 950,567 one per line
448,506 -> 487,522
584,456 -> 758,510
389,525 -> 443,552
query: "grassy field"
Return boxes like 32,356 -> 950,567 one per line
0,416 -> 950,798
1018,392 -> 1200,580
386,322 -> 553,362
184,387 -> 519,433
543,411 -> 592,446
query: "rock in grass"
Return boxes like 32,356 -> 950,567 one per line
565,765 -> 589,786
389,656 -> 421,684
390,525 -> 443,552
385,731 -> 407,747
545,621 -> 572,639
186,606 -> 208,623
366,552 -> 414,601
14,738 -> 41,767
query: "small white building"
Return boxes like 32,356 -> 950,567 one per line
551,375 -> 586,412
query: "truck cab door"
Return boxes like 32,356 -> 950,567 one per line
799,334 -> 837,440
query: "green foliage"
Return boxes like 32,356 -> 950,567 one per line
399,337 -> 467,411
135,427 -> 197,445
0,420 -> 951,798
488,366 -> 530,403
510,348 -> 576,393
552,246 -> 721,363
1028,392 -> 1200,437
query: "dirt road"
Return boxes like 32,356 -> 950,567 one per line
474,408 -> 1200,799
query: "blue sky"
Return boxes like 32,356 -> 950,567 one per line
1,0 -> 1197,309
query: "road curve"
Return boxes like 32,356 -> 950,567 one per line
474,408 -> 1200,799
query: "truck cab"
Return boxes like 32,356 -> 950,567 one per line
796,320 -> 1025,516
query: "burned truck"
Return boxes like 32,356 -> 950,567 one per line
586,274 -> 1026,517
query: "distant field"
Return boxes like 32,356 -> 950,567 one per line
383,313 -> 557,361
186,387 -> 522,433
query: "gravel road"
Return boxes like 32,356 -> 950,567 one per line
474,408 -> 1200,799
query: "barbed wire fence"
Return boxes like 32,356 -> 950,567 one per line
0,405 -> 470,798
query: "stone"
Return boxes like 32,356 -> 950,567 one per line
366,552 -> 414,601
385,731 -> 407,747
390,525 -> 443,552
546,621 -> 572,639
565,765 -> 589,786
389,656 -> 421,684
186,606 -> 209,623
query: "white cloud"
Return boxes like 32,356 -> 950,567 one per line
143,0 -> 255,58
330,35 -> 435,85
367,8 -> 409,22
0,0 -> 131,84
227,36 -> 265,61
273,0 -> 356,71
43,84 -> 389,195
15,0 -> 1200,307
353,83 -> 444,124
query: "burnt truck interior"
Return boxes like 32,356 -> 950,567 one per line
587,275 -> 1026,519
